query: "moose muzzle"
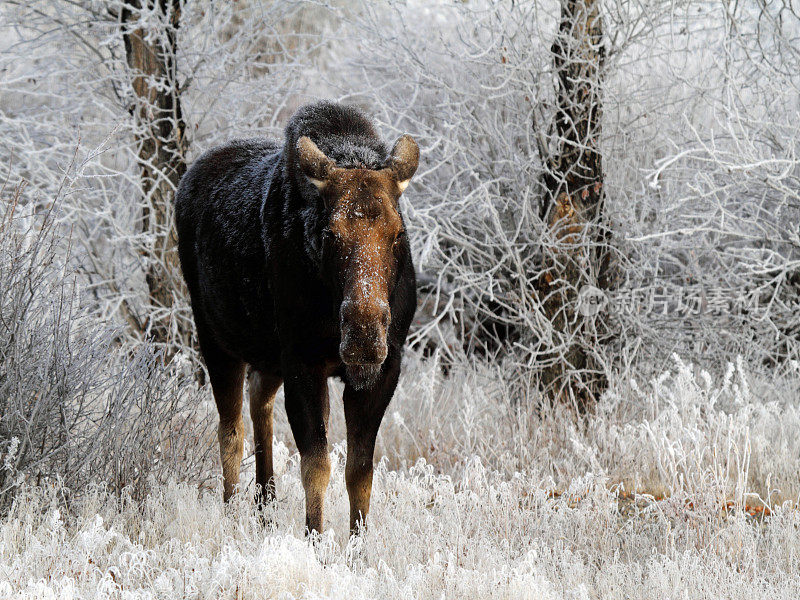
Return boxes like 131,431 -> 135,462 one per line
339,298 -> 391,366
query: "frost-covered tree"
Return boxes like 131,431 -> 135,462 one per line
537,0 -> 609,407
342,0 -> 800,405
118,0 -> 190,350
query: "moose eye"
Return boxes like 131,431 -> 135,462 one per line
394,230 -> 406,245
323,228 -> 336,243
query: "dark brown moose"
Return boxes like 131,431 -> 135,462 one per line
175,102 -> 418,534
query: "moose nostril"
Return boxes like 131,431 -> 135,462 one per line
340,346 -> 358,363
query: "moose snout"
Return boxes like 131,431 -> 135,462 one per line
339,300 -> 390,365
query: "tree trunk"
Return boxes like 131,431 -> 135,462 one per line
537,0 -> 610,410
122,0 -> 189,355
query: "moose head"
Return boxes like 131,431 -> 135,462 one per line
297,134 -> 419,388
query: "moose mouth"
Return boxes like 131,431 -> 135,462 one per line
344,362 -> 383,391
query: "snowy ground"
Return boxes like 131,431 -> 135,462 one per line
3,354 -> 800,598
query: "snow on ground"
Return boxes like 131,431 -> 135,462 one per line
2,354 -> 800,598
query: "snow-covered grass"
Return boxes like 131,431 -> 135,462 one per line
3,353 -> 800,598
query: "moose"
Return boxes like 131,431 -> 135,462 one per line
175,102 -> 419,534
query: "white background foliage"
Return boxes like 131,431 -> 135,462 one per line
2,0 -> 800,597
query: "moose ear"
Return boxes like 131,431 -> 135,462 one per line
387,135 -> 419,193
297,136 -> 335,190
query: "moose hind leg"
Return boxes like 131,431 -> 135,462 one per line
205,350 -> 246,503
248,369 -> 282,503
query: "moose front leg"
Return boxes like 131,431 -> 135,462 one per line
283,363 -> 331,534
300,449 -> 331,534
343,358 -> 400,535
343,420 -> 379,535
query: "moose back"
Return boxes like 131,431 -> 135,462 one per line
175,102 -> 418,534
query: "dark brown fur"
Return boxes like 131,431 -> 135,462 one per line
175,102 -> 418,534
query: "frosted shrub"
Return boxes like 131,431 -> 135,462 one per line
0,184 -> 216,508
335,351 -> 800,504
